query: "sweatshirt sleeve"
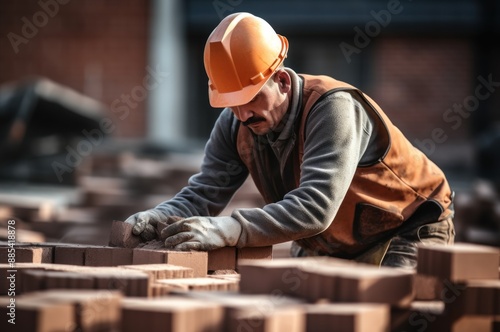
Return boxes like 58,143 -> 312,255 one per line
154,108 -> 249,218
233,91 -> 374,247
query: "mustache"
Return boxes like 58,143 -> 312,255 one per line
242,117 -> 265,126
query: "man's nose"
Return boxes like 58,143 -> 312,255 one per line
233,106 -> 253,122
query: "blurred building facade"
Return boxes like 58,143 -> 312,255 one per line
0,0 -> 499,174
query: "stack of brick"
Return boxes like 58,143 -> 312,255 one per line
238,257 -> 410,332
2,230 -> 500,331
407,242 -> 500,332
0,289 -> 123,331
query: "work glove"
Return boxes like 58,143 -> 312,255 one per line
161,216 -> 242,251
124,209 -> 181,242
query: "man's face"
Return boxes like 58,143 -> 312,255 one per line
230,71 -> 290,135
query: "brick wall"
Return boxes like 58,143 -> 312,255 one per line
370,37 -> 473,143
0,0 -> 150,138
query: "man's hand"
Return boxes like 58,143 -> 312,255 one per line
124,209 -> 181,241
161,216 -> 242,251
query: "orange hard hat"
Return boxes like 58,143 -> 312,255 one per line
203,12 -> 288,108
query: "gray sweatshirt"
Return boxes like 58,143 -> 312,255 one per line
155,68 -> 385,248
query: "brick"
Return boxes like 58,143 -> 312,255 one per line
417,243 -> 500,282
150,283 -> 173,297
208,272 -> 240,285
120,264 -> 194,281
297,260 -> 361,303
85,247 -> 133,266
54,246 -> 87,265
92,268 -> 149,297
333,265 -> 414,306
432,315 -> 494,332
132,249 -> 165,264
21,270 -> 47,293
208,247 -> 236,271
85,247 -> 114,266
0,246 -> 53,264
21,269 -> 96,293
0,263 -> 46,295
132,249 -> 208,277
165,251 -> 208,278
239,257 -> 413,306
111,247 -> 134,266
155,277 -> 239,292
414,274 -> 442,301
29,290 -> 122,332
390,301 -> 444,332
446,280 -> 500,317
121,297 -> 224,332
120,264 -> 194,297
238,258 -> 313,297
304,303 -> 390,332
0,296 -> 74,332
237,246 -> 273,261
238,257 -> 353,300
179,292 -> 304,331
227,306 -> 305,332
109,220 -> 142,248
44,271 -> 95,291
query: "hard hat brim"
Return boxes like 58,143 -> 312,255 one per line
207,75 -> 270,108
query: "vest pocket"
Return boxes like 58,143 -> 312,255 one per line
352,203 -> 404,243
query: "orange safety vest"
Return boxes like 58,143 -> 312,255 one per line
236,74 -> 453,257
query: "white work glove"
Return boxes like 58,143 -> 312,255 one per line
124,209 -> 170,241
161,216 -> 242,251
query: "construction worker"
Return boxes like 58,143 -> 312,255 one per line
125,12 -> 455,268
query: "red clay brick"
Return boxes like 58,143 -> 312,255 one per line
54,246 -> 87,265
109,220 -> 142,248
44,271 -> 95,291
0,246 -> 53,264
155,277 -> 239,292
120,264 -> 194,281
238,257 -> 353,300
239,257 -> 413,306
29,290 -> 122,332
85,247 -> 114,266
0,263 -> 47,295
164,251 -> 208,278
111,247 -> 134,266
432,315 -> 494,332
238,258 -> 311,297
417,243 -> 500,282
236,246 -> 273,261
390,301 -> 444,332
333,266 -> 414,306
227,306 -> 305,332
179,291 -> 305,331
120,264 -> 194,297
0,295 -> 74,332
120,297 -> 224,332
208,247 -> 236,271
446,280 -> 500,317
304,303 -> 390,332
85,247 -> 133,266
414,274 -> 442,301
21,269 -> 47,293
132,249 -> 208,277
92,268 -> 149,297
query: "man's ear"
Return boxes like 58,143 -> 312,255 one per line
275,69 -> 291,92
